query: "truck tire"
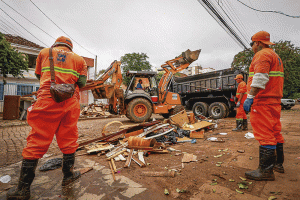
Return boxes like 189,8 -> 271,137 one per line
219,102 -> 230,117
192,102 -> 208,116
170,105 -> 185,116
208,102 -> 227,119
126,98 -> 153,123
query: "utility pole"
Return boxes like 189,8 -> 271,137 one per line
95,55 -> 97,80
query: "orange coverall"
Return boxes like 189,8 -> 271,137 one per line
247,48 -> 284,146
22,46 -> 87,159
235,81 -> 247,121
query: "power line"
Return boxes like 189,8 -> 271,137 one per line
1,0 -> 55,40
237,0 -> 300,18
197,0 -> 248,49
29,0 -> 96,55
0,15 -> 27,37
212,0 -> 250,46
0,7 -> 48,46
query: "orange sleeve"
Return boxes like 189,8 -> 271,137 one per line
78,57 -> 87,76
35,51 -> 43,75
252,51 -> 271,74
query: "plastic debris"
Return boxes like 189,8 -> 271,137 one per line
207,137 -> 218,141
218,132 -> 227,135
39,158 -> 63,171
239,176 -> 247,181
236,189 -> 244,194
164,189 -> 169,195
0,175 -> 11,183
245,132 -> 255,139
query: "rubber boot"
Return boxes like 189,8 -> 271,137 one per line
6,159 -> 38,200
274,143 -> 284,173
62,153 -> 81,186
242,119 -> 248,131
232,120 -> 243,131
245,146 -> 276,181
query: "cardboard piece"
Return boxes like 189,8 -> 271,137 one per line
169,110 -> 189,127
182,153 -> 197,163
182,121 -> 213,131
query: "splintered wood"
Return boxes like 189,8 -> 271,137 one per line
169,110 -> 189,128
182,153 -> 197,163
80,103 -> 111,118
84,143 -> 114,154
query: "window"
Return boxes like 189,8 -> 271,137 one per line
0,83 -> 3,100
35,87 -> 39,92
17,85 -> 33,96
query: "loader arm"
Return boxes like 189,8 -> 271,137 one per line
80,60 -> 123,114
158,49 -> 201,102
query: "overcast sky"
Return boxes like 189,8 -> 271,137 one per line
1,0 -> 299,76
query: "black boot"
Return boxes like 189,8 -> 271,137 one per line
242,119 -> 248,131
6,159 -> 38,200
245,146 -> 276,181
274,143 -> 284,173
62,153 -> 81,186
232,120 -> 243,131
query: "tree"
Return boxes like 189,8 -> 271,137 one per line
120,52 -> 152,86
0,33 -> 28,84
231,41 -> 300,98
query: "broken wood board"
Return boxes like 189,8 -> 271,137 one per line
182,153 -> 197,163
124,149 -> 134,168
169,110 -> 189,127
85,143 -> 114,154
132,155 -> 146,167
190,129 -> 205,139
182,120 -> 213,131
177,137 -> 191,142
141,171 -> 175,178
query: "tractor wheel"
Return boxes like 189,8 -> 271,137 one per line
208,102 -> 227,119
170,105 -> 185,116
126,98 -> 152,123
192,102 -> 209,117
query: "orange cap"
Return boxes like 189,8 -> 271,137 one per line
53,36 -> 73,50
251,31 -> 275,45
234,74 -> 243,80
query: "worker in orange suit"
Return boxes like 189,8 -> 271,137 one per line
232,74 -> 248,131
7,36 -> 87,200
243,31 -> 284,181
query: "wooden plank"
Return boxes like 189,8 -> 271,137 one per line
124,149 -> 133,168
111,159 -> 117,173
106,149 -> 127,160
189,129 -> 205,139
108,161 -> 116,181
138,151 -> 146,164
118,154 -> 126,161
132,155 -> 146,168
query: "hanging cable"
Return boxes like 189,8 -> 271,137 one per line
237,0 -> 300,18
0,7 -> 48,47
198,0 -> 248,49
30,0 -> 96,55
1,0 -> 55,40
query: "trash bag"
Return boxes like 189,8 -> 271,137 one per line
39,158 -> 63,171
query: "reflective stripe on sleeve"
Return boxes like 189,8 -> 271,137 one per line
42,66 -> 80,78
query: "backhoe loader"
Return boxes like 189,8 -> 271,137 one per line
80,49 -> 201,122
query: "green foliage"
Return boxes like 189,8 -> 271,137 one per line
0,33 -> 29,84
231,41 -> 300,98
155,71 -> 165,83
120,52 -> 152,86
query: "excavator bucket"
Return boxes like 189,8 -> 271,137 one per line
178,49 -> 201,64
92,85 -> 114,99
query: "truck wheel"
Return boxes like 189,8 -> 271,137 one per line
219,102 -> 230,117
208,102 -> 227,119
126,98 -> 152,123
170,105 -> 185,116
192,102 -> 208,116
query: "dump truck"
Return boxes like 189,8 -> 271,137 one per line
80,49 -> 201,122
170,68 -> 248,119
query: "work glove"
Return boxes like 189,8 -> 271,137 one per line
236,102 -> 241,108
243,98 -> 254,113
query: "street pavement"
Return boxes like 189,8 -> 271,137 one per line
0,119 -> 166,200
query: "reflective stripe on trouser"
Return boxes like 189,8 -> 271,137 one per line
236,103 -> 247,120
250,104 -> 284,146
22,98 -> 80,159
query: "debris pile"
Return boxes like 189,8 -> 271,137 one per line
80,103 -> 111,118
77,109 -> 216,181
